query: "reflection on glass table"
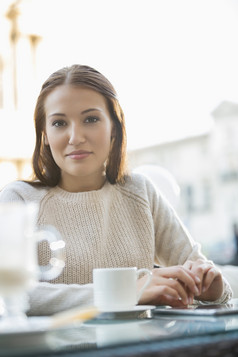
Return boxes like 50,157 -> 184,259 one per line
1,302 -> 238,356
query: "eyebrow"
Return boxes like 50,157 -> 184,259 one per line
81,108 -> 103,114
48,113 -> 66,117
48,108 -> 103,117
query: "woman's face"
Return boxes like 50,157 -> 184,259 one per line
44,85 -> 114,192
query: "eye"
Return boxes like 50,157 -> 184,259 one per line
52,120 -> 67,127
84,116 -> 99,124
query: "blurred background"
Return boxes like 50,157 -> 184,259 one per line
0,0 -> 238,265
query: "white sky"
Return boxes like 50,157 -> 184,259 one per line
3,0 -> 238,150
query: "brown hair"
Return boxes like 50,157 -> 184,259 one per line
31,64 -> 127,186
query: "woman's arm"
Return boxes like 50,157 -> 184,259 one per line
27,282 -> 94,316
144,179 -> 233,305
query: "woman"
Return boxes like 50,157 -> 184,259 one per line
0,65 -> 232,315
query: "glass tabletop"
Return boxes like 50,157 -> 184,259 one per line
1,299 -> 238,357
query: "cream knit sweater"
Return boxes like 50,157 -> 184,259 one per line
0,174 -> 232,315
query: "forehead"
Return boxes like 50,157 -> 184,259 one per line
44,85 -> 109,112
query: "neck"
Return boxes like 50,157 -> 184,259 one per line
59,175 -> 106,193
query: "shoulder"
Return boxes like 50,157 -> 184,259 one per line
114,173 -> 159,204
0,181 -> 50,203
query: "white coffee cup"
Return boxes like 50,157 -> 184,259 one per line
93,267 -> 152,311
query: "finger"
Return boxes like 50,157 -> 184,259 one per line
146,283 -> 188,306
147,274 -> 190,305
186,259 -> 214,276
160,277 -> 191,305
201,267 -> 220,293
184,283 -> 194,305
155,267 -> 200,296
138,275 -> 180,304
157,295 -> 188,308
184,260 -> 213,294
180,280 -> 194,305
184,260 -> 203,290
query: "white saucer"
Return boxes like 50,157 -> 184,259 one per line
98,305 -> 155,313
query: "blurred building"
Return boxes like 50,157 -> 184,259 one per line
129,101 -> 238,264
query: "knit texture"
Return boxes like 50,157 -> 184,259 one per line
0,173 -> 232,315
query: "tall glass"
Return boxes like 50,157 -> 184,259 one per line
0,202 -> 65,330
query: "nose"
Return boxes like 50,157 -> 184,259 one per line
68,124 -> 86,146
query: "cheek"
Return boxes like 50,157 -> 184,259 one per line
102,123 -> 114,144
47,135 -> 57,149
90,126 -> 112,146
46,130 -> 66,150
99,132 -> 112,151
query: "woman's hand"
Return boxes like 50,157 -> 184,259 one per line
138,265 -> 201,307
183,259 -> 224,301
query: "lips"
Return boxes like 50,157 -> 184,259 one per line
66,150 -> 92,160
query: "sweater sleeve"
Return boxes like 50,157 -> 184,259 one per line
0,181 -> 48,203
0,183 -> 25,202
27,282 -> 94,316
146,181 -> 205,266
144,178 -> 233,303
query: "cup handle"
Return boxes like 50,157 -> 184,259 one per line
136,268 -> 152,303
34,225 -> 65,281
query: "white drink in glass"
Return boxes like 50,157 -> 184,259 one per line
0,202 -> 65,330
